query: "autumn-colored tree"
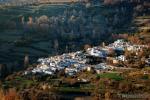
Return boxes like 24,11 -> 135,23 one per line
105,90 -> 111,100
93,81 -> 101,100
128,71 -> 143,79
118,81 -> 132,93
139,47 -> 150,58
128,36 -> 142,44
70,79 -> 77,85
139,57 -> 146,68
104,0 -> 112,4
104,0 -> 120,5
0,88 -> 5,100
4,88 -> 21,100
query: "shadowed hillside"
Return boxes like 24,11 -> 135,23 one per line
0,0 -> 149,78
